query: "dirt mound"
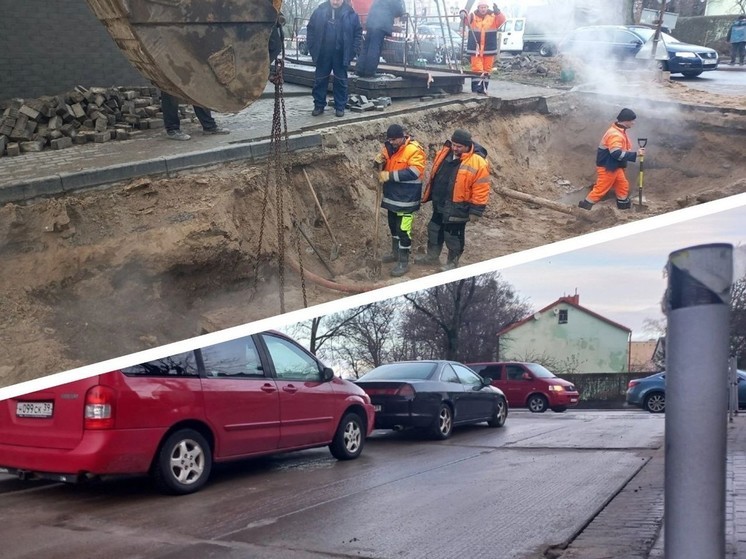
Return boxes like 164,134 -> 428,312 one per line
2,96 -> 746,388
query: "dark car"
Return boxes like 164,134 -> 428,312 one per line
355,360 -> 507,439
626,370 -> 746,413
382,24 -> 463,65
291,26 -> 309,56
0,331 -> 374,495
468,361 -> 580,413
558,25 -> 718,77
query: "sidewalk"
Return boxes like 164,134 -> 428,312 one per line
561,413 -> 746,559
0,80 -> 563,204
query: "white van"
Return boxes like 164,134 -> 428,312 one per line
498,17 -> 525,54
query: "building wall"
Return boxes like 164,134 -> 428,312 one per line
498,304 -> 631,373
0,0 -> 146,101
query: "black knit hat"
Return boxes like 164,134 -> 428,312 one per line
386,124 -> 405,139
616,108 -> 637,122
451,128 -> 472,146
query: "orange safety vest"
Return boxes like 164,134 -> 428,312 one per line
596,123 -> 636,171
380,137 -> 426,213
466,11 -> 507,56
423,142 -> 490,221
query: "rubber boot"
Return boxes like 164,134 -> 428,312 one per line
440,254 -> 460,272
381,237 -> 398,263
390,248 -> 410,277
414,243 -> 442,265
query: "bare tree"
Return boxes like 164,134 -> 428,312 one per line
321,301 -> 403,377
731,276 -> 746,366
400,273 -> 532,362
285,306 -> 368,355
283,0 -> 324,34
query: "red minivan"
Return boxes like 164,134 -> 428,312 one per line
467,362 -> 580,413
0,331 -> 375,494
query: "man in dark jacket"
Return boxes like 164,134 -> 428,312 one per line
416,129 -> 490,271
307,0 -> 363,117
355,0 -> 406,77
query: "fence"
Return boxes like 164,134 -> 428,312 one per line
563,371 -> 657,409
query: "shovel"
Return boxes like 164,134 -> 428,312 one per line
371,161 -> 384,278
636,137 -> 648,210
301,168 -> 340,260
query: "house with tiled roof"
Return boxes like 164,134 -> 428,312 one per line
497,294 -> 632,373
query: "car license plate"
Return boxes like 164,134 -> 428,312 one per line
704,60 -> 716,65
374,405 -> 382,412
16,401 -> 53,418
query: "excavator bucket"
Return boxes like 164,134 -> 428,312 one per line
86,0 -> 281,113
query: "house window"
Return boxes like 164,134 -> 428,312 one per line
558,309 -> 568,324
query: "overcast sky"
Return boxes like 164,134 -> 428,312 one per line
498,202 -> 746,341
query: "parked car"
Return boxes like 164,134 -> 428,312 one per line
0,331 -> 375,494
626,370 -> 746,414
382,24 -> 464,65
557,25 -> 719,77
355,360 -> 507,439
467,361 -> 580,413
289,26 -> 308,56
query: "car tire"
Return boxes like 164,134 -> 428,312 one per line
153,428 -> 212,495
329,412 -> 365,460
681,70 -> 703,78
487,397 -> 507,427
527,394 -> 548,413
551,406 -> 567,413
539,42 -> 555,57
644,392 -> 666,413
429,404 -> 453,440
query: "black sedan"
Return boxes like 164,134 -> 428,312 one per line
558,25 -> 718,77
355,360 -> 508,439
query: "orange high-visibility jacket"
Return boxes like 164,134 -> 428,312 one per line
596,123 -> 637,171
466,10 -> 507,56
422,141 -> 490,221
380,137 -> 426,213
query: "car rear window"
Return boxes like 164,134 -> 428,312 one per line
122,351 -> 199,377
361,362 -> 437,380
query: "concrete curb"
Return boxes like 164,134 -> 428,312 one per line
0,134 -> 324,205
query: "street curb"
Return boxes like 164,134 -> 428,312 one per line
0,134 -> 324,204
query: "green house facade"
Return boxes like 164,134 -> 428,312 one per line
497,295 -> 631,373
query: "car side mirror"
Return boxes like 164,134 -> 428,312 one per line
322,366 -> 335,381
481,376 -> 492,386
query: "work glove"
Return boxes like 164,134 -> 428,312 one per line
374,152 -> 386,165
378,171 -> 390,184
470,214 -> 481,224
459,9 -> 468,24
638,147 -> 646,157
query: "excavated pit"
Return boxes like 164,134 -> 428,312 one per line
2,93 -> 746,388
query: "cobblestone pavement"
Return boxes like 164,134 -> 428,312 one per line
560,414 -> 746,559
0,80 -> 562,194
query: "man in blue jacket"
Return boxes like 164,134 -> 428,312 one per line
307,0 -> 363,117
727,15 -> 746,66
355,0 -> 406,77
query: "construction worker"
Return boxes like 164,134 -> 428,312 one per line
579,108 -> 645,211
460,2 -> 506,94
727,15 -> 746,66
416,129 -> 489,271
375,124 -> 426,277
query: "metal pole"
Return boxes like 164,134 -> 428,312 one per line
665,243 -> 733,559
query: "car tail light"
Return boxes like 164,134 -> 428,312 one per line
396,384 -> 415,399
627,380 -> 640,389
84,385 -> 115,429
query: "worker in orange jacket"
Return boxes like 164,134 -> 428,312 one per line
375,124 -> 426,277
460,2 -> 506,94
579,108 -> 646,210
416,129 -> 490,271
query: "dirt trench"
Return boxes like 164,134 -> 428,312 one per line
2,94 -> 746,388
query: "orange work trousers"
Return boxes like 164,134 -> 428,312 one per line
588,167 -> 630,203
470,55 -> 495,74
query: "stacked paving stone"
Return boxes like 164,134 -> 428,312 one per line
0,86 -> 165,157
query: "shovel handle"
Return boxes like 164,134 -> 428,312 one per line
638,137 -> 648,148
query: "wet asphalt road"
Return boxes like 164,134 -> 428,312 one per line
0,410 -> 663,559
